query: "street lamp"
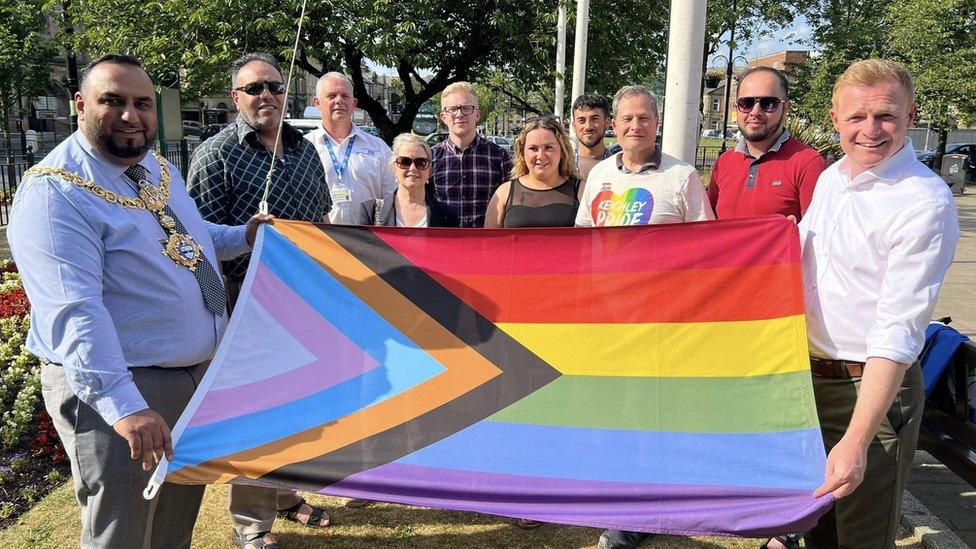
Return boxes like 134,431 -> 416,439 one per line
711,52 -> 748,154
711,0 -> 748,155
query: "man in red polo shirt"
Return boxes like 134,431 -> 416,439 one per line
707,67 -> 826,220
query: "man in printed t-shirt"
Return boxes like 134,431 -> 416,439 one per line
576,85 -> 713,549
575,85 -> 714,229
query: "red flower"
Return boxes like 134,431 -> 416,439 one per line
32,412 -> 67,464
0,287 -> 30,318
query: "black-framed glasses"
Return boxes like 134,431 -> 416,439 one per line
394,156 -> 430,170
736,96 -> 783,114
234,80 -> 286,96
442,105 -> 476,116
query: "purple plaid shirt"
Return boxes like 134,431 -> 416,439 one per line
431,134 -> 513,228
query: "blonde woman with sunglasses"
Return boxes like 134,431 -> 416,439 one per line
356,133 -> 459,227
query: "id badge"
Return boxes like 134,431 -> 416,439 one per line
331,187 -> 352,204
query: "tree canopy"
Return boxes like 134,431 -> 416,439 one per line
0,0 -> 56,156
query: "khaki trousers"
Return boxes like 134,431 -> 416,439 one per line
806,363 -> 924,549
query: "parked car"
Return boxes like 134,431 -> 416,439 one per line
283,118 -> 320,135
200,123 -> 229,142
425,131 -> 449,146
701,129 -> 722,139
360,125 -> 381,137
917,143 -> 976,176
604,128 -> 615,138
181,120 -> 203,137
486,135 -> 513,154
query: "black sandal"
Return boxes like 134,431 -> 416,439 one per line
277,497 -> 331,527
233,530 -> 280,549
760,533 -> 802,549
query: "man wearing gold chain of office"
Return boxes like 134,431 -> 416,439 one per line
8,54 -> 270,548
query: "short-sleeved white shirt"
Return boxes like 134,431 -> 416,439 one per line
306,125 -> 397,224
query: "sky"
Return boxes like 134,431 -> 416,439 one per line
708,16 -> 815,67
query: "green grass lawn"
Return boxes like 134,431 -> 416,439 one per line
0,482 -> 925,548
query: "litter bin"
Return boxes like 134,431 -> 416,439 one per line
24,130 -> 40,155
943,153 -> 967,196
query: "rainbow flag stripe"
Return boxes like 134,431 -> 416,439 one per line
157,217 -> 831,537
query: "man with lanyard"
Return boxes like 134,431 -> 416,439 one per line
8,54 -> 269,547
800,59 -> 958,548
187,52 -> 332,549
575,85 -> 713,549
570,93 -> 620,183
431,81 -> 513,227
707,67 -> 825,221
306,72 -> 396,224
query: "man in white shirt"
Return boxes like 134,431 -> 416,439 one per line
583,85 -> 713,549
799,59 -> 959,549
575,85 -> 713,229
307,72 -> 396,224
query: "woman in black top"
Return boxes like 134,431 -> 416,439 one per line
356,133 -> 459,227
483,116 -> 580,531
484,116 -> 580,228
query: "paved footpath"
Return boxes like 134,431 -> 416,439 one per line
904,192 -> 976,548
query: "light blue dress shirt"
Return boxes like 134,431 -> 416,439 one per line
9,132 -> 250,425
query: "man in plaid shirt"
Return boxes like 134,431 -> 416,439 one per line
186,52 -> 332,549
431,82 -> 513,227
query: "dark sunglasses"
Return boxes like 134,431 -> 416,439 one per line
394,156 -> 430,170
736,96 -> 783,114
234,80 -> 286,96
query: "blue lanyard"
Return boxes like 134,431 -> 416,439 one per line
324,134 -> 357,183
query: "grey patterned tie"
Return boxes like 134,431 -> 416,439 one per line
124,164 -> 228,317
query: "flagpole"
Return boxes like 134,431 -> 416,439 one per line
569,0 -> 589,112
554,0 -> 568,119
661,0 -> 707,164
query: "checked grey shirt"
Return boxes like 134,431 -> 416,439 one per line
188,118 -> 332,280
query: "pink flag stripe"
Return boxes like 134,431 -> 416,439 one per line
189,264 -> 381,427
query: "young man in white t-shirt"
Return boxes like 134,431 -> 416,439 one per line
575,85 -> 714,228
580,86 -> 713,549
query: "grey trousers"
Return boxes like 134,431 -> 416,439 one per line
806,362 -> 924,549
224,276 -> 305,535
40,362 -> 206,549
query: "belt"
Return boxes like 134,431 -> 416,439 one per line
809,356 -> 865,378
44,361 -> 198,371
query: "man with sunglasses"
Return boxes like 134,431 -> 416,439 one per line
431,81 -> 513,227
306,72 -> 397,224
187,52 -> 333,549
707,67 -> 825,221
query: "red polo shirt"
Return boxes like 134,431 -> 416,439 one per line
707,132 -> 826,220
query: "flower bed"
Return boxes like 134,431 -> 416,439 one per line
0,261 -> 69,528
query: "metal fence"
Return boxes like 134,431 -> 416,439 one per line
0,139 -> 202,227
0,157 -> 34,226
909,128 -> 976,150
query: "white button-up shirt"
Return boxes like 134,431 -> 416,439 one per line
799,139 -> 959,364
306,124 -> 397,224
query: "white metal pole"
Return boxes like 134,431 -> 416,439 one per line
661,0 -> 707,164
554,0 -> 568,119
570,0 -> 590,109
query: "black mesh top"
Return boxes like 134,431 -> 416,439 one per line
501,177 -> 580,228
